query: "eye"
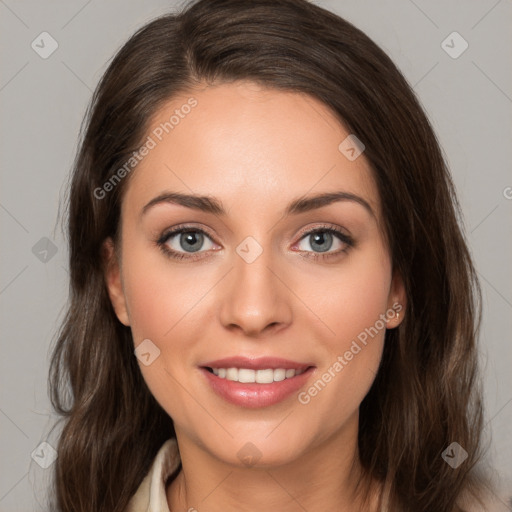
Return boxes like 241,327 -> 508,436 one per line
156,223 -> 354,262
156,226 -> 218,260
294,225 -> 354,260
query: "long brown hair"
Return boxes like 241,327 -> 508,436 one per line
49,0 -> 487,510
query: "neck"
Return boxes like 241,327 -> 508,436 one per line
166,414 -> 379,512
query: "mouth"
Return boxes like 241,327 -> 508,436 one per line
199,357 -> 316,408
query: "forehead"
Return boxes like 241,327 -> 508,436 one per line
122,81 -> 379,220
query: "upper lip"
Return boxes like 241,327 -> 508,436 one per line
200,356 -> 314,371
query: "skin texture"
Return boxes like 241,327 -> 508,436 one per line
104,81 -> 406,512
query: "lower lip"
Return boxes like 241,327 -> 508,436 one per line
200,367 -> 315,408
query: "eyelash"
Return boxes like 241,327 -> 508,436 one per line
155,223 -> 355,262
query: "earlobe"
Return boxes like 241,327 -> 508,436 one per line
387,269 -> 407,329
102,237 -> 130,326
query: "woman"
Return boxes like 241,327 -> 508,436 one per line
49,0 -> 499,510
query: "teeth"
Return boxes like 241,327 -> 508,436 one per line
238,368 -> 255,383
209,367 -> 306,383
273,369 -> 286,382
226,367 -> 238,381
256,369 -> 274,383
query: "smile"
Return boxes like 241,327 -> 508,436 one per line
199,357 -> 316,408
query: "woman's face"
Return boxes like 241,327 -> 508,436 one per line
104,81 -> 404,466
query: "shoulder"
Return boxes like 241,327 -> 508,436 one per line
125,438 -> 181,512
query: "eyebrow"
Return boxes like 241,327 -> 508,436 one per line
141,190 -> 374,218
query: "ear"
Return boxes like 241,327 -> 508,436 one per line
102,237 -> 130,326
386,268 -> 407,329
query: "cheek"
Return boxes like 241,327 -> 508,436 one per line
124,275 -> 170,343
121,239 -> 206,343
121,248 -> 206,420
301,244 -> 392,344
120,242 -> 215,407
296,245 -> 391,411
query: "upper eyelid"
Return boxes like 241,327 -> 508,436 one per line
295,223 -> 351,240
158,224 -> 217,244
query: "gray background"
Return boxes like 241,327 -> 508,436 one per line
1,0 -> 511,510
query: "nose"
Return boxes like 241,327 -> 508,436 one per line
218,245 -> 293,338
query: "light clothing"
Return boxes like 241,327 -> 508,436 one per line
125,438 -> 180,512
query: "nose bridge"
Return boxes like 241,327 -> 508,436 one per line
219,236 -> 292,335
